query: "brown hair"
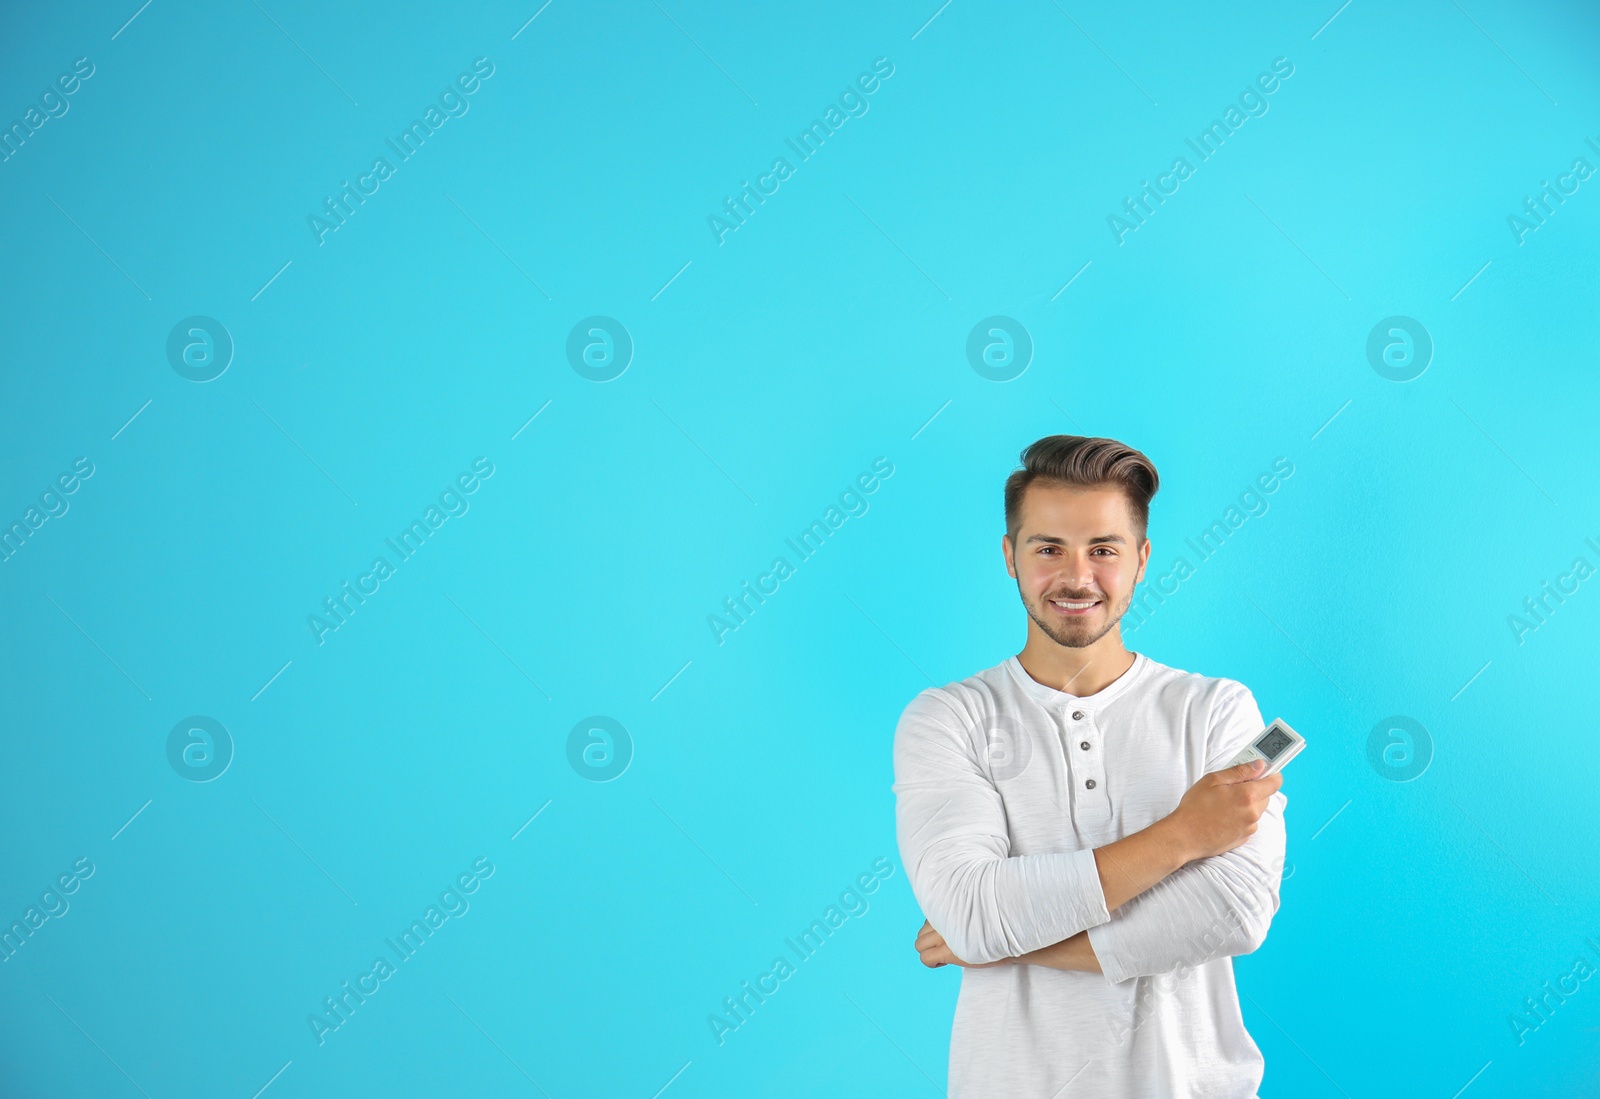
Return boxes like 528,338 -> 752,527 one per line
1004,435 -> 1160,543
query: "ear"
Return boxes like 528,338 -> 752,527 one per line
1001,532 -> 1016,578
1134,537 -> 1151,585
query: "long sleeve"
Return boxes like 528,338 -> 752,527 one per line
1086,684 -> 1288,985
892,689 -> 1113,966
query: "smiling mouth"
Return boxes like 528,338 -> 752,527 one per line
1048,598 -> 1100,616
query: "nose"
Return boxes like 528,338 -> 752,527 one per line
1057,554 -> 1097,591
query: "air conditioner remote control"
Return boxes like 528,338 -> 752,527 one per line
1222,717 -> 1304,777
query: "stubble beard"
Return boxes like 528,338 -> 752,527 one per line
1021,583 -> 1133,650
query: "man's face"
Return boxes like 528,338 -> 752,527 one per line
1002,482 -> 1150,650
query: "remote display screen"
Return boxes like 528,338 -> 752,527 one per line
1256,726 -> 1293,760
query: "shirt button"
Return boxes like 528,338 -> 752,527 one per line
1080,740 -> 1091,750
1085,779 -> 1096,789
1072,710 -> 1086,721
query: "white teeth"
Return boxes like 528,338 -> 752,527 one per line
1052,600 -> 1097,609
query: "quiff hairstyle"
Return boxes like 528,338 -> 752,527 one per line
1004,435 -> 1160,544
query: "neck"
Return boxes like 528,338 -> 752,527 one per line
1016,629 -> 1136,697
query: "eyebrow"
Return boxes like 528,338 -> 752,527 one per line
1024,534 -> 1126,545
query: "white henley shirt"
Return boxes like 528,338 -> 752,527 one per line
892,650 -> 1288,1098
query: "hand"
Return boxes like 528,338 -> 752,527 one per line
914,920 -> 1013,969
1166,759 -> 1283,861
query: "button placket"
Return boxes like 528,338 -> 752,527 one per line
1069,707 -> 1110,826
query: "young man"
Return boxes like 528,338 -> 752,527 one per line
892,434 -> 1288,1098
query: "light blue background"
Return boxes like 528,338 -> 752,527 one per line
3,1 -> 1598,1095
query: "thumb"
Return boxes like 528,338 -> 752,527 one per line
1222,759 -> 1265,783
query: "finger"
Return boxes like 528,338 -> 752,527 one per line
1244,771 -> 1285,799
915,927 -> 944,951
1218,759 -> 1266,784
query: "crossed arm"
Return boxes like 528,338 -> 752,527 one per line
893,687 -> 1287,983
916,916 -> 1104,971
912,815 -> 1200,970
917,790 -> 1286,981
